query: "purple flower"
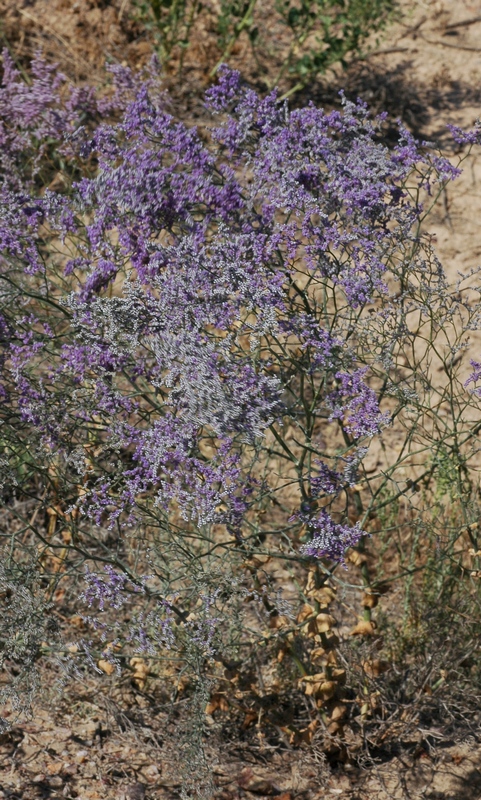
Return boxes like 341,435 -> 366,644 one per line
328,369 -> 391,439
297,509 -> 364,565
465,360 -> 481,395
81,565 -> 132,611
448,121 -> 481,147
311,460 -> 343,497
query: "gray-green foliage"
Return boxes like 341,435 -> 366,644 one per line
0,560 -> 57,731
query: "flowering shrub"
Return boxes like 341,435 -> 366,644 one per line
2,54 -> 481,784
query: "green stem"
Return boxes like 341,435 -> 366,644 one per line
209,0 -> 258,78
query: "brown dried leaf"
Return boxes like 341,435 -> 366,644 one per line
305,568 -> 317,594
69,615 -> 86,630
329,702 -> 347,721
130,657 -> 148,676
347,549 -> 367,566
318,680 -> 337,700
177,675 -> 190,693
205,693 -> 229,715
98,659 -> 115,676
361,658 -> 389,678
362,592 -> 379,609
297,603 -> 315,624
242,710 -> 258,729
299,673 -> 325,696
327,720 -> 344,736
250,554 -> 270,568
310,647 -> 327,664
331,668 -> 346,685
307,586 -> 337,606
268,614 -> 289,630
350,619 -> 377,636
299,672 -> 325,685
315,613 -> 336,633
288,719 -> 318,746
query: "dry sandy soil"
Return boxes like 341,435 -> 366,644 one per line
2,0 -> 481,798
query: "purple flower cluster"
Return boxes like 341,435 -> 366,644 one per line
328,369 -> 391,439
297,509 -> 364,566
278,314 -> 343,374
81,565 -> 141,611
310,460 -> 343,497
464,359 -> 481,395
447,121 -> 481,147
0,49 -> 164,192
127,604 -> 176,654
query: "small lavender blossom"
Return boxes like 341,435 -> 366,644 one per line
298,509 -> 364,565
465,359 -> 481,394
447,121 -> 481,147
127,603 -> 176,654
328,369 -> 391,439
310,460 -> 343,496
81,565 -> 131,611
